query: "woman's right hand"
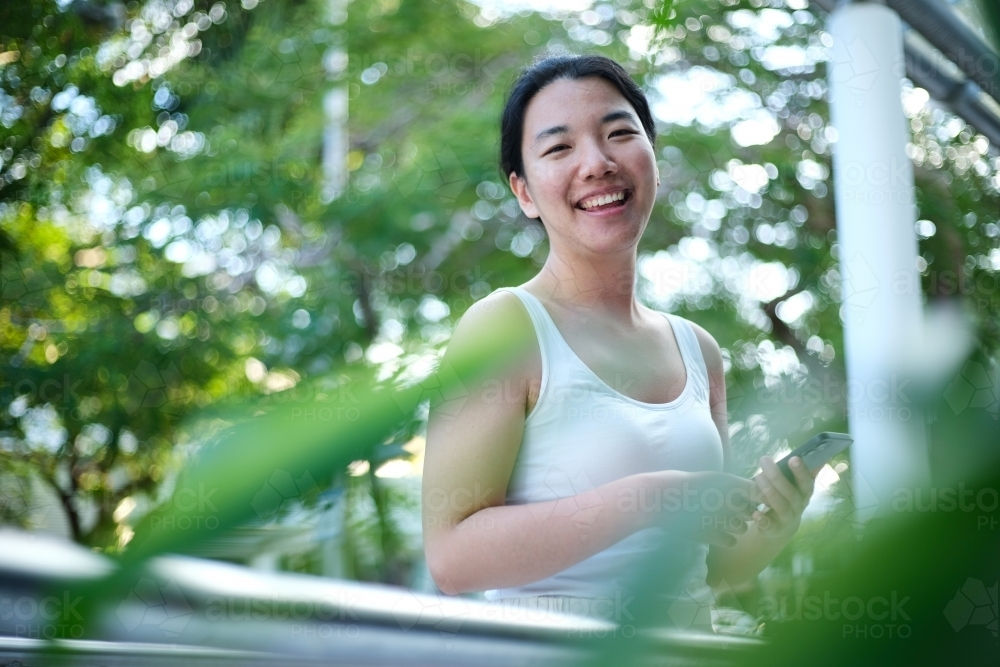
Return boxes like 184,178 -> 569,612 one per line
647,470 -> 756,547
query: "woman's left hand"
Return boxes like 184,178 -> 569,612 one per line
751,455 -> 817,540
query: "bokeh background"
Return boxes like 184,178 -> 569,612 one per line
1,0 -> 999,657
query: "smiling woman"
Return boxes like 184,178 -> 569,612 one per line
420,55 -> 817,631
507,76 -> 657,258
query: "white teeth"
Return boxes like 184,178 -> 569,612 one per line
581,191 -> 625,209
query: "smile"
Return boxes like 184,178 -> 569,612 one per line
578,190 -> 630,211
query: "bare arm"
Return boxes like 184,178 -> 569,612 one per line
422,292 -> 662,595
690,322 -> 815,588
422,295 -> 749,596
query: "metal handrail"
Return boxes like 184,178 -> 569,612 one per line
0,529 -> 763,666
812,0 -> 1000,148
887,0 -> 1000,104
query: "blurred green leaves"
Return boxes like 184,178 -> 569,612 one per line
1,0 -> 998,614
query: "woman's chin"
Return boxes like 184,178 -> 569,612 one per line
572,228 -> 645,256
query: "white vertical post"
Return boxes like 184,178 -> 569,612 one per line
827,2 -> 930,522
323,87 -> 348,201
322,0 -> 349,202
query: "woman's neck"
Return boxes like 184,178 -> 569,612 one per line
529,246 -> 640,320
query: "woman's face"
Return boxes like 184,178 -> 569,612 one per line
510,76 -> 658,258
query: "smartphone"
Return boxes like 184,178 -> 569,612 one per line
754,432 -> 853,515
774,431 -> 853,482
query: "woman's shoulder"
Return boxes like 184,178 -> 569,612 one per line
443,288 -> 540,371
656,310 -> 724,377
454,288 -> 532,334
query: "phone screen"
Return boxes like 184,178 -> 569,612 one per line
776,432 -> 853,482
756,432 -> 852,514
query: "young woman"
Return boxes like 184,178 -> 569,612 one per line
421,55 -> 816,631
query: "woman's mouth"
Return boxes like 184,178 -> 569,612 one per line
577,189 -> 630,213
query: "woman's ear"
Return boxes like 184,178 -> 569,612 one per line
508,171 -> 540,220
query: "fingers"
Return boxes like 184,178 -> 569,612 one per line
759,456 -> 817,521
700,527 -> 738,548
711,531 -> 737,548
723,474 -> 757,520
756,461 -> 793,520
705,513 -> 749,535
750,455 -> 818,537
690,471 -> 756,519
760,456 -> 800,505
661,472 -> 758,544
755,511 -> 776,534
789,456 -> 816,499
670,510 -> 748,545
727,516 -> 749,535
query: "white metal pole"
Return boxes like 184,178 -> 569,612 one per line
322,0 -> 349,203
827,1 -> 930,523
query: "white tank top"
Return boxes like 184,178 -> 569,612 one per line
483,287 -> 724,623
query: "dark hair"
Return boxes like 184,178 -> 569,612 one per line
499,55 -> 657,182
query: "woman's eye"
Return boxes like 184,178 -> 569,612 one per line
610,129 -> 637,138
544,145 -> 569,155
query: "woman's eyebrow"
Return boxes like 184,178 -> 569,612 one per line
532,110 -> 638,145
533,124 -> 569,145
601,110 -> 636,125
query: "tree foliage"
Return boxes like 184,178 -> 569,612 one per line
1,0 -> 998,581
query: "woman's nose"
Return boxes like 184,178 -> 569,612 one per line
577,141 -> 618,180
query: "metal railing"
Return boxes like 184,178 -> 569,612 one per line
0,529 -> 762,666
812,0 -> 1000,148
